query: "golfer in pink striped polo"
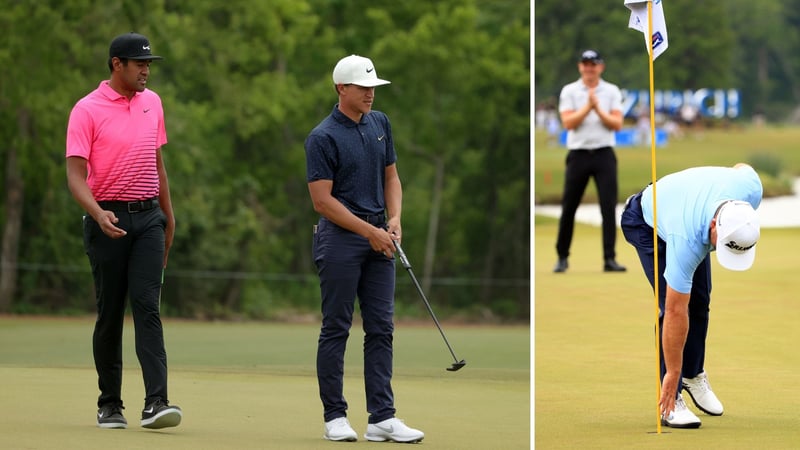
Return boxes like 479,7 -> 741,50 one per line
66,32 -> 181,431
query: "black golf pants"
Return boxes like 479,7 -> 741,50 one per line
83,206 -> 168,408
555,147 -> 619,261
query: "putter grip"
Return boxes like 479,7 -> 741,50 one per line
394,241 -> 412,269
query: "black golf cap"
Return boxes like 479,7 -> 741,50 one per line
109,32 -> 163,60
579,49 -> 603,64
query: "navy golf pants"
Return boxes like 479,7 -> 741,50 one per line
313,217 -> 396,424
620,192 -> 711,393
83,205 -> 169,408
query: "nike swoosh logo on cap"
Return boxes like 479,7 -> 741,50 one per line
366,67 -> 374,73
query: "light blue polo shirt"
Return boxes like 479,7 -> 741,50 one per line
640,165 -> 762,293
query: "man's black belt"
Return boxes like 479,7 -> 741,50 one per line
355,211 -> 386,225
571,146 -> 612,153
98,198 -> 159,213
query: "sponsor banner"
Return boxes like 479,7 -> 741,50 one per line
622,89 -> 741,119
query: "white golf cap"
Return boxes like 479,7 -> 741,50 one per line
715,200 -> 760,271
332,55 -> 391,87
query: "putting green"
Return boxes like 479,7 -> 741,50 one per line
535,217 -> 800,449
0,317 -> 529,449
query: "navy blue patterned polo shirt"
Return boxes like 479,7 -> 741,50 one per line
305,105 -> 396,215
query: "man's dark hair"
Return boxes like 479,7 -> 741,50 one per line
107,57 -> 129,73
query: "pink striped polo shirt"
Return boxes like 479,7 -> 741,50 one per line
66,81 -> 168,201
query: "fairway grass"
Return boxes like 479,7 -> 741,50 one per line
0,317 -> 529,449
535,216 -> 800,449
534,127 -> 800,205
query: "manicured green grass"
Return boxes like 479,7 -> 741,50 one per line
0,317 -> 529,449
535,216 -> 800,449
534,126 -> 800,204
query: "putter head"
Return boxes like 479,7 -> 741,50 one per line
446,360 -> 466,372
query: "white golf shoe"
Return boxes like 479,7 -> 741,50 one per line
661,393 -> 702,429
682,371 -> 724,416
364,418 -> 424,443
323,417 -> 358,441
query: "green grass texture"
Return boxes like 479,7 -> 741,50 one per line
535,216 -> 800,449
534,126 -> 800,204
0,317 -> 530,449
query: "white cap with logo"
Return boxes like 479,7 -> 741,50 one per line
332,55 -> 391,87
715,200 -> 760,271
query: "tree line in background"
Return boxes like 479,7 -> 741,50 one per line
0,0 -> 530,320
535,0 -> 800,122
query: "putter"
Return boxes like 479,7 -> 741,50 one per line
393,240 -> 466,372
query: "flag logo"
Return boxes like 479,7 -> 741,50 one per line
652,31 -> 665,50
625,0 -> 669,60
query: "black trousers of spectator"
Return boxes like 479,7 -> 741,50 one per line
83,205 -> 169,408
555,146 -> 619,261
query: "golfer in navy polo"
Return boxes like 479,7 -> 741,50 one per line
304,55 -> 424,443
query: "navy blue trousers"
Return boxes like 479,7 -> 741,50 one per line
620,192 -> 711,393
312,217 -> 396,423
83,206 -> 169,408
556,147 -> 619,260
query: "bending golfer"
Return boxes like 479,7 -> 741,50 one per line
66,32 -> 181,430
304,54 -> 424,443
621,163 -> 762,428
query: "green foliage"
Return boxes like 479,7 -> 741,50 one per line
534,0 -> 800,121
726,0 -> 800,118
747,152 -> 783,178
0,0 -> 530,320
374,1 -> 530,311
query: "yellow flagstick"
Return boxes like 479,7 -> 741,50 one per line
646,0 -> 662,435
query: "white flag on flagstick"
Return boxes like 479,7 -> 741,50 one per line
625,0 -> 669,60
